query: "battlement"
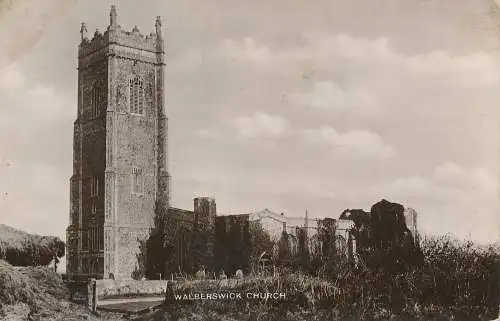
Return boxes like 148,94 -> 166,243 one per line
78,5 -> 164,59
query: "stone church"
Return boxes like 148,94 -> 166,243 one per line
66,6 -> 414,281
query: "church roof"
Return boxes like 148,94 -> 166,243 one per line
249,208 -> 286,223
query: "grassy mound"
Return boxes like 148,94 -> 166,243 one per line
0,259 -> 69,317
0,224 -> 65,267
0,260 -> 123,321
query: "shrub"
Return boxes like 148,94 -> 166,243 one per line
0,224 -> 65,267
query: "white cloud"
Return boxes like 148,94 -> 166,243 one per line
200,112 -> 290,141
289,81 -> 380,112
230,112 -> 289,139
0,82 -> 73,134
220,34 -> 500,120
218,37 -> 274,63
301,126 -> 396,160
0,63 -> 25,96
201,114 -> 395,160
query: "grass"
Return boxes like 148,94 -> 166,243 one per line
0,260 -> 123,321
135,236 -> 499,321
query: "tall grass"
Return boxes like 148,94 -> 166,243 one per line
146,235 -> 499,321
0,259 -> 69,318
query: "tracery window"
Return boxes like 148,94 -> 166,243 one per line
91,199 -> 97,214
131,167 -> 144,194
129,76 -> 144,115
90,86 -> 101,119
90,176 -> 99,197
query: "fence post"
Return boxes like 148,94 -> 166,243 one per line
87,278 -> 97,313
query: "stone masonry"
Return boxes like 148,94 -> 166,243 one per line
66,6 -> 171,280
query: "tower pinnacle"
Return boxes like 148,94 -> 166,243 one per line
110,5 -> 117,29
155,16 -> 162,38
80,22 -> 88,41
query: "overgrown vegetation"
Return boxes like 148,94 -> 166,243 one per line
0,259 -> 125,320
138,236 -> 499,321
0,224 -> 65,267
133,199 -> 499,320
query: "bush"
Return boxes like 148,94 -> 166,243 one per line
0,224 -> 65,267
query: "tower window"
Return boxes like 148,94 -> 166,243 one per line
99,228 -> 103,250
90,176 -> 99,197
129,76 -> 144,115
91,199 -> 97,214
89,228 -> 94,251
82,231 -> 88,250
132,167 -> 144,194
90,86 -> 101,119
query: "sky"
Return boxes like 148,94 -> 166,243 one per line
0,0 -> 500,247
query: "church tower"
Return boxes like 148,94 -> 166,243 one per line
66,6 -> 170,280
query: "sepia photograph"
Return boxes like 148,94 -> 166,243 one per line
0,0 -> 499,320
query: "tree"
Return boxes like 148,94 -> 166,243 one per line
277,231 -> 292,268
296,227 -> 310,271
249,221 -> 274,273
134,202 -> 182,280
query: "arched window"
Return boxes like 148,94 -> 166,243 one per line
129,76 -> 144,115
131,167 -> 144,194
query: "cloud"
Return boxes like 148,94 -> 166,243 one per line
229,112 -> 290,139
301,126 -> 396,160
0,0 -> 77,67
0,160 -> 68,239
219,34 -> 500,121
200,113 -> 395,160
288,81 -> 381,112
0,81 -> 73,134
218,37 -> 274,63
0,63 -> 25,96
200,111 -> 290,141
169,49 -> 204,72
0,54 -> 73,241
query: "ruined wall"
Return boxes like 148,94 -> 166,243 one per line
214,215 -> 251,276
